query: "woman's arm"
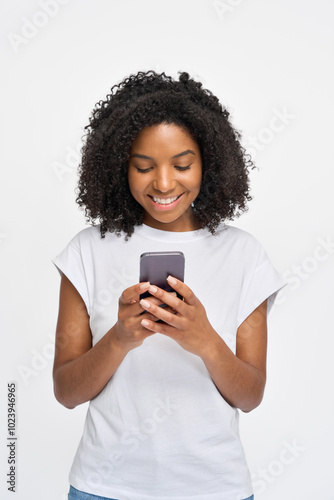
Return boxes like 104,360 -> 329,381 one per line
53,274 -> 127,409
53,274 -> 160,409
139,278 -> 267,413
201,300 -> 267,412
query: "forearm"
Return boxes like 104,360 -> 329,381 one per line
201,331 -> 266,412
53,325 -> 128,409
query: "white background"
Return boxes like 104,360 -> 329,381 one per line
1,0 -> 333,499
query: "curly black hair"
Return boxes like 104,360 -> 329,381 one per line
76,70 -> 254,239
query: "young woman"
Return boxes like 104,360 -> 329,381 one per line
52,71 -> 285,500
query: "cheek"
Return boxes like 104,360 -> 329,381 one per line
191,169 -> 202,193
128,172 -> 140,195
128,173 -> 149,204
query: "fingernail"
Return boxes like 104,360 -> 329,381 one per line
148,285 -> 157,293
141,319 -> 150,327
167,275 -> 177,285
140,282 -> 150,290
140,299 -> 151,308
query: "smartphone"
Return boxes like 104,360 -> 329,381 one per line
139,251 -> 185,300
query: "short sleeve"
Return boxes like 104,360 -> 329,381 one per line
237,243 -> 286,327
52,236 -> 91,316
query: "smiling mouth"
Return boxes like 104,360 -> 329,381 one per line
149,194 -> 183,206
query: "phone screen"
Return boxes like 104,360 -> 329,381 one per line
139,251 -> 185,300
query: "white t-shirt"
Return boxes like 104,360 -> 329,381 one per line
52,223 -> 285,500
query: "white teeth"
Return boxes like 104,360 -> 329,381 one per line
152,195 -> 179,205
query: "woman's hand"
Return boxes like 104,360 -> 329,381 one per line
114,281 -> 176,353
139,276 -> 219,358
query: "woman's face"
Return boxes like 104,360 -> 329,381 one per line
128,123 -> 202,232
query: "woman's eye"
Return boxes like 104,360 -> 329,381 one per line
175,165 -> 191,171
136,167 -> 152,173
135,164 -> 191,173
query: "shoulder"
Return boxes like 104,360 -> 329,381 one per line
217,223 -> 262,250
67,225 -> 104,248
66,225 -> 131,256
211,224 -> 268,270
76,224 -> 101,242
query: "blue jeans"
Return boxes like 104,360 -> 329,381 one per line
68,485 -> 254,500
68,486 -> 118,500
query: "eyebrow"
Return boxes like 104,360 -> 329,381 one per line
130,149 -> 196,160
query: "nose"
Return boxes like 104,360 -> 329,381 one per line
152,166 -> 176,193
